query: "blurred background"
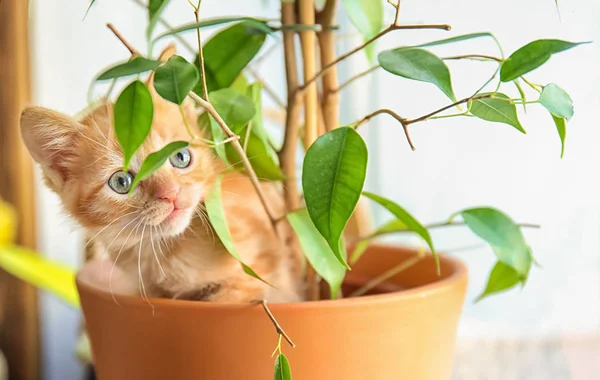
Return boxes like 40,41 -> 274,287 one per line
0,0 -> 599,379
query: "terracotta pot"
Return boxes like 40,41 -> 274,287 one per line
76,244 -> 468,380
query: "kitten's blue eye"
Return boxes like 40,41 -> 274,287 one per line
108,170 -> 134,194
169,148 -> 191,169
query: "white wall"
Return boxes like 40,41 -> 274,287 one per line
29,0 -> 599,379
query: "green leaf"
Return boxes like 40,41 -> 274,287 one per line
469,93 -> 525,133
114,80 -> 154,170
129,141 -> 189,193
476,261 -> 521,302
0,245 -> 79,308
153,17 -> 273,42
551,113 -> 567,158
147,0 -> 171,39
514,81 -> 527,112
302,128 -> 368,269
412,32 -> 494,48
342,0 -> 383,61
205,175 -> 269,285
287,209 -> 346,299
274,353 -> 292,380
84,0 -> 97,20
362,192 -> 439,272
342,0 -> 383,39
194,22 -> 268,93
378,48 -> 456,101
500,39 -> 589,82
460,207 -> 531,277
539,83 -> 574,120
96,57 -> 162,81
223,82 -> 283,180
153,55 -> 199,105
350,219 -> 408,264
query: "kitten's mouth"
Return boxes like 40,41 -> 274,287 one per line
166,206 -> 186,221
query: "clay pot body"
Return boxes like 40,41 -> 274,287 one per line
77,244 -> 468,380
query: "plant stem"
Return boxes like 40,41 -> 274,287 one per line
335,65 -> 381,93
255,300 -> 295,348
521,76 -> 542,93
350,250 -> 425,297
279,2 -> 301,214
429,112 -> 471,120
298,0 -> 319,147
193,4 -> 209,100
443,54 -> 502,62
404,94 -> 491,125
298,0 -> 321,301
316,0 -> 339,131
106,23 -> 278,226
354,109 -> 415,150
299,23 -> 451,91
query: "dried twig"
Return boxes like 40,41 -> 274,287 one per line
255,300 -> 295,348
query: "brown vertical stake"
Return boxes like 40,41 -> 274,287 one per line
0,0 -> 40,379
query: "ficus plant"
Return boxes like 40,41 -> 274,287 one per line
86,0 -> 585,378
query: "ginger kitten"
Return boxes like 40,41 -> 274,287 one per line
20,85 -> 303,303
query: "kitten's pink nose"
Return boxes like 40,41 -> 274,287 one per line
156,184 -> 180,203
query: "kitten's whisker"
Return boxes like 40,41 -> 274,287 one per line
150,226 -> 168,279
84,210 -> 139,248
137,219 -> 155,314
109,215 -> 144,305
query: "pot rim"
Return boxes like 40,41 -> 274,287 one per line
76,243 -> 468,310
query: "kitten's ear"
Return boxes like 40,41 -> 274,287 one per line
20,106 -> 83,191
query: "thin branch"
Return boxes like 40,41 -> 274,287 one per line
443,54 -> 502,62
106,23 -> 278,225
193,5 -> 209,100
393,0 -> 401,25
404,94 -> 491,125
350,250 -> 425,298
335,65 -> 380,93
246,66 -> 286,109
298,23 -> 451,91
354,109 -> 415,151
107,23 -> 140,55
255,300 -> 295,348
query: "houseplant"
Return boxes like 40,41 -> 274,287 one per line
3,0 -> 588,379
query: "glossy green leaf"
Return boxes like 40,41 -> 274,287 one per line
539,83 -> 574,120
147,0 -> 171,39
460,207 -> 531,277
551,114 -> 567,158
378,48 -> 456,101
205,175 -> 269,284
500,39 -> 588,82
302,127 -> 368,269
153,55 -> 199,105
469,93 -> 525,133
0,245 -> 79,308
194,22 -> 267,93
153,17 -> 273,42
129,141 -> 189,193
96,57 -> 161,81
476,261 -> 521,302
350,219 -> 408,264
362,192 -> 438,271
274,354 -> 292,380
342,0 -> 383,62
114,80 -> 154,170
514,81 -> 527,112
84,0 -> 97,20
287,209 -> 346,299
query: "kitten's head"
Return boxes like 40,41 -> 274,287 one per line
20,89 -> 218,244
